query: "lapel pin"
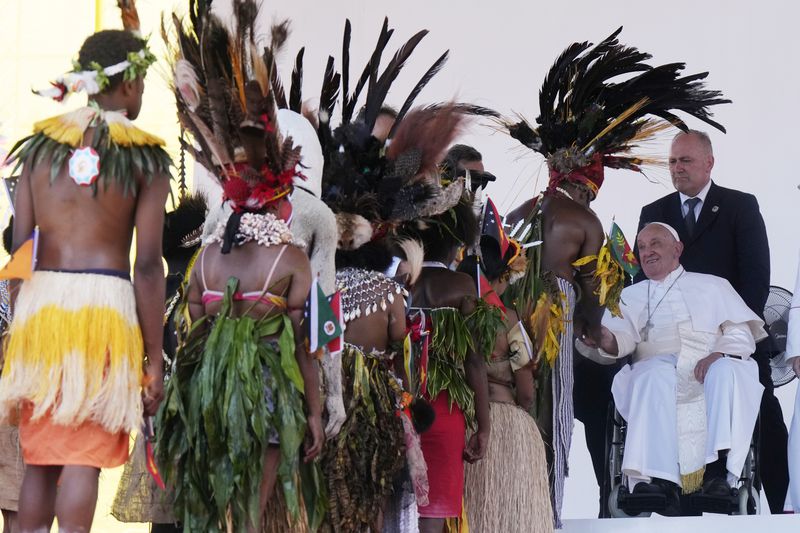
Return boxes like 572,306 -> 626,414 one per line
711,205 -> 719,213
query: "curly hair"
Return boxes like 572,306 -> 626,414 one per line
77,30 -> 145,91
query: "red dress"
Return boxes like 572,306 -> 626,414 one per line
417,391 -> 466,518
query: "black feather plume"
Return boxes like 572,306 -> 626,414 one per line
289,47 -> 305,113
341,20 -> 351,116
510,26 -> 730,173
363,29 -> 429,130
343,17 -> 393,123
388,50 -> 449,138
319,55 -> 341,127
263,46 -> 287,109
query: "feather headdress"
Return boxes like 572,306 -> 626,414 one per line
117,0 -> 142,36
504,27 -> 730,196
163,192 -> 208,258
320,18 -> 497,254
164,0 -> 302,214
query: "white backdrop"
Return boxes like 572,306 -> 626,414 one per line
205,0 -> 800,517
207,0 -> 800,286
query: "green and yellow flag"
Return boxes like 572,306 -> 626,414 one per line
609,221 -> 639,277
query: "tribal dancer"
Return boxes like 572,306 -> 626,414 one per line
315,18 -> 472,532
0,28 -> 169,532
395,194 -> 500,533
198,13 -> 348,444
502,27 -> 730,526
156,4 -> 324,531
459,199 -> 553,533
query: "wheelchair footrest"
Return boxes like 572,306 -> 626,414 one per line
688,488 -> 739,515
617,486 -> 667,514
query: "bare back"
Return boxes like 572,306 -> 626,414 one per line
506,194 -> 605,335
191,242 -> 308,320
344,298 -> 406,352
411,268 -> 477,313
18,149 -> 141,271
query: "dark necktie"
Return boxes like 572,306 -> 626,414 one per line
684,197 -> 701,237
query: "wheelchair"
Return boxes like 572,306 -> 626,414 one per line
599,400 -> 761,518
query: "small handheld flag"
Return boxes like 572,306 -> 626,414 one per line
481,198 -> 510,257
305,277 -> 343,354
326,290 -> 344,357
0,227 -> 39,280
142,417 -> 166,490
608,222 -> 639,277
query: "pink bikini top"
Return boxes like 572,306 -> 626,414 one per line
199,244 -> 288,310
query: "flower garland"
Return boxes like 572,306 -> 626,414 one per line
207,212 -> 295,248
35,46 -> 157,102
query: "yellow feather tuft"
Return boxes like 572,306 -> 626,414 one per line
528,290 -> 567,368
572,239 -> 626,317
33,108 -> 97,147
34,116 -> 84,147
108,122 -> 166,147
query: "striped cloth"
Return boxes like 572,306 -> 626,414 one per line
551,276 -> 576,528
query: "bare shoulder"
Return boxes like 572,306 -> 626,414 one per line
543,196 -> 602,231
506,198 -> 540,226
281,244 -> 311,269
448,270 -> 477,297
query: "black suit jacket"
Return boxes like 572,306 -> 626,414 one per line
635,181 -> 770,319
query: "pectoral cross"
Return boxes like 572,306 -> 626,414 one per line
642,320 -> 654,342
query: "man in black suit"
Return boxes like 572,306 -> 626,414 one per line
636,130 -> 788,513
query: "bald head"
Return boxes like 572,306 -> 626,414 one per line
669,130 -> 714,197
637,223 -> 683,281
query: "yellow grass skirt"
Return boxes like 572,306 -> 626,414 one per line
464,402 -> 554,533
0,270 -> 144,435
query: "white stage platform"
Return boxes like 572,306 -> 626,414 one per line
562,514 -> 798,533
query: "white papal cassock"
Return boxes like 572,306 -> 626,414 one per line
784,254 -> 800,512
599,266 -> 766,492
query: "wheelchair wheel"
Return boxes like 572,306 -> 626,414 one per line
737,484 -> 760,515
734,420 -> 761,515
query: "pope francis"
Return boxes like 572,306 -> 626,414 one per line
591,222 -> 766,503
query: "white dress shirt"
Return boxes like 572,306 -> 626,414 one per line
679,179 -> 712,219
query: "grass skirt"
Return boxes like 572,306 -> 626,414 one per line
156,278 -> 324,532
0,271 -> 143,434
319,343 -> 406,532
464,402 -> 553,533
0,271 -> 143,467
